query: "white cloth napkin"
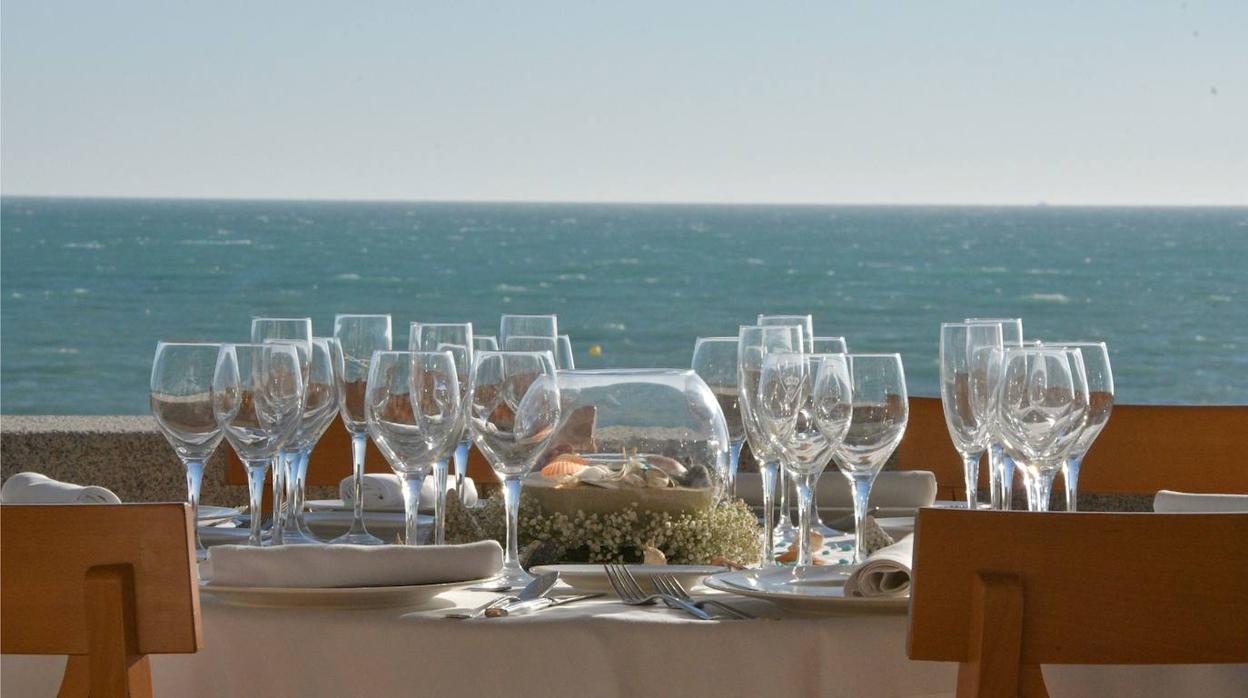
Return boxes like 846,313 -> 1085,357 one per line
205,540 -> 503,588
843,534 -> 914,598
736,470 -> 937,510
339,473 -> 478,511
1153,490 -> 1248,513
0,472 -> 121,504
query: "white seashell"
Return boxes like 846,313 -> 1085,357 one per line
643,469 -> 671,488
576,465 -> 609,482
642,545 -> 667,565
619,472 -> 646,488
646,455 -> 687,478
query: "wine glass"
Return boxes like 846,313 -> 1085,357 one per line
474,335 -> 500,352
409,322 -> 474,543
331,313 -> 392,545
759,353 -> 851,568
365,351 -> 462,545
150,341 -> 225,557
807,336 -> 848,534
213,343 -> 304,546
966,317 -> 1024,510
467,350 -> 562,589
277,337 -> 339,544
758,314 -> 815,353
757,314 -> 814,540
251,317 -> 312,544
940,322 -> 1003,508
1047,342 -> 1114,511
499,314 -> 558,346
738,324 -> 803,567
996,347 -> 1089,512
503,335 -> 559,361
556,335 -> 576,370
811,336 -> 848,354
832,354 -> 909,563
691,337 -> 746,498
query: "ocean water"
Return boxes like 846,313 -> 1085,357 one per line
1,197 -> 1245,414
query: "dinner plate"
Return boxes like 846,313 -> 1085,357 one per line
198,505 -> 241,524
307,499 -> 405,513
529,564 -> 726,594
199,577 -> 488,609
704,567 -> 908,615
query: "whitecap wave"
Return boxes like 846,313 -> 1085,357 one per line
1025,293 -> 1071,304
335,273 -> 361,281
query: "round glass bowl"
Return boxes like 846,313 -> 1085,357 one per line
526,369 -> 730,516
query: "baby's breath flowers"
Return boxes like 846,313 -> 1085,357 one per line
446,493 -> 761,567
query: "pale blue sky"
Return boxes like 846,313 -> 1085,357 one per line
3,1 -> 1245,204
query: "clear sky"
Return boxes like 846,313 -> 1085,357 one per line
2,1 -> 1245,205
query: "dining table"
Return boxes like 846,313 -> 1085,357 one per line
4,579 -> 1245,697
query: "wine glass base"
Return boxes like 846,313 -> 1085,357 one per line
276,530 -> 323,545
331,530 -> 385,546
476,567 -> 534,592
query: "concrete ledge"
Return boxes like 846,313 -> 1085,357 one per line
1,415 -> 247,506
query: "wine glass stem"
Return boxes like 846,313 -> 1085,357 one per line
758,462 -> 778,567
349,432 -> 368,531
452,440 -> 471,499
244,460 -> 269,546
776,467 -> 792,530
501,476 -> 523,574
1032,470 -> 1056,512
1000,450 -> 1015,510
962,451 -> 981,509
728,440 -> 744,500
433,460 -> 449,546
183,459 -> 205,555
796,473 -> 816,567
1063,456 -> 1082,512
269,452 -> 286,545
988,443 -> 1003,510
851,474 -> 873,564
400,473 -> 426,545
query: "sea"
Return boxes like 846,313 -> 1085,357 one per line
2,197 -> 1245,414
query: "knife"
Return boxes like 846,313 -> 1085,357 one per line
484,593 -> 603,617
445,571 -> 560,619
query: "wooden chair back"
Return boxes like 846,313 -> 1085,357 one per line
895,397 -> 1248,500
1,503 -> 203,697
907,508 -> 1248,697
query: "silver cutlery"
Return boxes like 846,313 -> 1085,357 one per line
651,573 -> 754,620
483,593 -> 603,617
604,564 -> 711,621
445,571 -> 559,619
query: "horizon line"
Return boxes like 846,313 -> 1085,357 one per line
2,193 -> 1246,209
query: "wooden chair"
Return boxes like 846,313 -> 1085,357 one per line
907,508 -> 1248,697
1,503 -> 203,697
894,397 -> 1248,500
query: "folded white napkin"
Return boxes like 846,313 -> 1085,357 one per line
1154,490 -> 1248,513
206,540 -> 503,588
0,472 -> 121,504
736,470 -> 937,510
843,534 -> 913,598
339,473 -> 478,511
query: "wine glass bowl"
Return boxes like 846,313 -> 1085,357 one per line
499,314 -> 558,347
1047,341 -> 1114,511
940,322 -> 1003,508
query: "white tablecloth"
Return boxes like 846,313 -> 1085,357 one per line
5,582 -> 1245,697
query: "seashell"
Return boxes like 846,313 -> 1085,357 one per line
644,468 -> 671,488
552,453 -> 590,466
645,455 -> 686,478
642,544 -> 667,565
775,530 -> 826,564
541,460 -> 586,479
678,464 -> 712,490
619,472 -> 646,488
575,465 -> 609,482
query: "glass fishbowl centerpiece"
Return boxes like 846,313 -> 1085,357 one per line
524,369 -> 730,516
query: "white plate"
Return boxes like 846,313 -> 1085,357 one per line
704,567 -> 908,615
307,499 -> 405,513
529,564 -> 726,594
199,577 -> 487,609
198,505 -> 241,523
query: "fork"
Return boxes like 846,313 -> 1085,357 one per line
604,564 -> 711,620
651,573 -> 754,620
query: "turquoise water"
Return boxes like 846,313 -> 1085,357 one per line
2,197 -> 1245,414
